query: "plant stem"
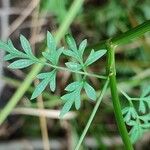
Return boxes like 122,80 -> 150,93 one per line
0,0 -> 85,125
106,42 -> 133,150
75,78 -> 109,150
111,20 -> 150,45
89,20 -> 150,50
37,60 -> 107,79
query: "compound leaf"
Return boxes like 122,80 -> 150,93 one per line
8,59 -> 34,69
84,82 -> 96,101
85,49 -> 107,66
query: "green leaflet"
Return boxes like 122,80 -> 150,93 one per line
129,124 -> 143,143
79,39 -> 87,57
31,70 -> 57,99
0,41 -> 12,53
4,54 -> 17,61
60,82 -> 83,117
65,62 -> 82,71
139,114 -> 150,123
139,85 -> 150,113
49,71 -> 56,92
146,99 -> 150,109
20,35 -> 33,57
7,39 -> 28,58
31,77 -> 50,99
42,52 -> 55,64
122,107 -> 136,123
42,47 -> 63,65
1,36 -> 37,67
126,120 -> 136,126
74,89 -> 81,110
65,81 -> 81,91
140,123 -> 150,128
65,34 -> 77,51
61,92 -> 72,102
139,101 -> 146,114
85,49 -> 107,66
84,82 -> 96,101
122,106 -> 130,115
47,31 -> 56,52
141,85 -> 150,98
8,59 -> 34,69
37,72 -> 53,79
63,50 -> 80,61
59,99 -> 74,118
43,32 -> 63,65
55,47 -> 64,64
60,80 -> 97,117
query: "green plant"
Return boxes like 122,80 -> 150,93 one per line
121,88 -> 150,143
0,19 -> 150,150
0,32 -> 107,116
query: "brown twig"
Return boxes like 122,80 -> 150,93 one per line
8,0 -> 40,36
11,107 -> 77,120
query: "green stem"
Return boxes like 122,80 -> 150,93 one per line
88,20 -> 150,50
111,20 -> 150,45
0,0 -> 84,125
75,78 -> 109,150
106,42 -> 133,150
39,60 -> 107,79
